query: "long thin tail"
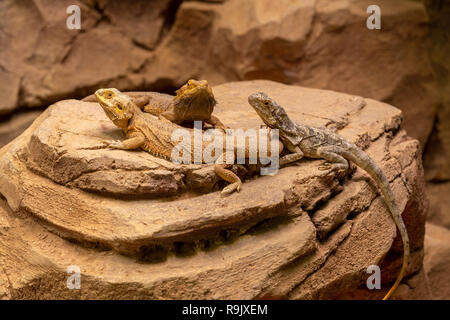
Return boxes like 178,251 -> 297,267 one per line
342,147 -> 410,300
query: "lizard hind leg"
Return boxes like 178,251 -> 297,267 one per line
133,96 -> 150,109
318,161 -> 332,171
214,158 -> 242,196
205,115 -> 227,133
316,148 -> 349,174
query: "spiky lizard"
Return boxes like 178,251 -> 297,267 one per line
84,79 -> 226,131
248,92 -> 409,300
95,88 -> 284,195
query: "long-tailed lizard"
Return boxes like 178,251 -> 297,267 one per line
248,92 -> 409,300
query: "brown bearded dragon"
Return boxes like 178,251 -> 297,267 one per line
95,88 -> 284,195
84,79 -> 226,131
248,92 -> 409,300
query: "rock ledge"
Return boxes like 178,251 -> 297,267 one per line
0,81 -> 427,299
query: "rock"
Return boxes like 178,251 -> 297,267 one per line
98,0 -> 175,50
312,180 -> 377,239
424,223 -> 450,299
0,111 -> 42,148
202,0 -> 438,148
0,0 -> 439,151
426,182 -> 450,230
376,267 -> 433,300
422,0 -> 450,181
0,80 -> 428,299
0,0 -> 166,113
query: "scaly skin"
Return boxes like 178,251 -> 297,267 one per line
248,92 -> 410,300
84,79 -> 226,131
95,88 -> 283,195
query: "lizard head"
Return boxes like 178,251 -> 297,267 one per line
174,79 -> 217,112
248,92 -> 290,129
95,88 -> 134,129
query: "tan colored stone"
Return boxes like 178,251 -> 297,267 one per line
100,0 -> 174,50
0,81 -> 428,299
312,180 -> 377,239
0,0 -> 439,152
426,182 -> 450,230
422,0 -> 450,181
424,223 -> 450,299
347,267 -> 434,300
0,0 -> 164,113
203,0 -> 437,147
0,111 -> 42,148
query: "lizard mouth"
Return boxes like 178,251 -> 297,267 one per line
96,100 -> 116,120
95,89 -> 120,121
99,104 -> 118,121
95,90 -> 110,107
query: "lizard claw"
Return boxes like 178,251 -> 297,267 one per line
103,139 -> 122,149
318,162 -> 331,171
101,139 -> 113,147
220,182 -> 241,196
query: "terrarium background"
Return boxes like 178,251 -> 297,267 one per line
0,0 -> 449,298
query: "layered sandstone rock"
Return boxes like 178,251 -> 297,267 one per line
0,81 -> 428,299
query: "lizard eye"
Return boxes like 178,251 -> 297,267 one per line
116,104 -> 122,110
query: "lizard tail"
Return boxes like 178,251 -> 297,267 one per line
342,147 -> 410,300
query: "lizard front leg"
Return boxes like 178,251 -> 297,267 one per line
103,132 -> 146,150
133,96 -> 150,109
204,115 -> 227,133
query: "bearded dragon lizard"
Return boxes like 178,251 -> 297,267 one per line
95,88 -> 284,195
248,92 -> 409,300
84,79 -> 226,131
